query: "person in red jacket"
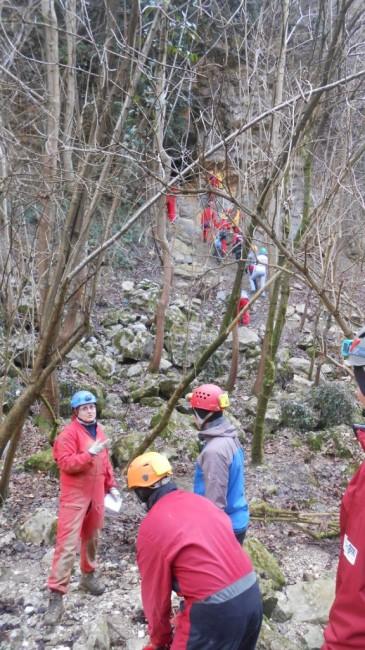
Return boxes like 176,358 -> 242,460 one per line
44,390 -> 119,626
127,452 -> 262,650
322,329 -> 365,649
200,201 -> 218,243
166,190 -> 177,223
238,289 -> 250,326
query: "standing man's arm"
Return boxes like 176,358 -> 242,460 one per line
137,528 -> 173,648
54,428 -> 93,474
200,446 -> 229,510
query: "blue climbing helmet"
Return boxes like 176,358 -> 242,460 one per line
70,390 -> 97,409
259,247 -> 267,255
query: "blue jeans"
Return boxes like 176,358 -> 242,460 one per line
249,269 -> 266,293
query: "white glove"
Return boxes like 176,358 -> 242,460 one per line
109,487 -> 120,500
88,439 -> 110,456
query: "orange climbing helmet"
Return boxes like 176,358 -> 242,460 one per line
127,452 -> 173,488
187,383 -> 230,412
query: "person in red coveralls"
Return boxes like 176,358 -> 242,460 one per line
200,201 -> 218,242
322,328 -> 365,649
127,451 -> 262,650
238,289 -> 250,326
44,390 -> 119,626
166,190 -> 177,224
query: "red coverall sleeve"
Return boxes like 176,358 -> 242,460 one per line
137,527 -> 173,647
53,430 -> 93,474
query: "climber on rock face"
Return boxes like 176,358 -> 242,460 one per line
200,200 -> 218,243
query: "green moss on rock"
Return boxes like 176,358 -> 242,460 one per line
244,537 -> 286,590
24,448 -> 58,477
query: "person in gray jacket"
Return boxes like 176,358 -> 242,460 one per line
188,383 -> 249,543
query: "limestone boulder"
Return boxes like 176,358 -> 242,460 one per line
114,328 -> 154,362
73,614 -> 111,649
257,618 -> 300,649
234,327 -> 260,349
273,572 -> 335,627
130,380 -> 160,402
288,357 -> 311,375
17,508 -> 57,546
112,432 -> 147,466
126,280 -> 160,313
126,362 -> 148,378
92,354 -> 116,379
103,393 -> 125,419
165,304 -> 187,330
173,238 -> 193,264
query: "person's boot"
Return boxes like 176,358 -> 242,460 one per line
43,590 -> 64,626
79,572 -> 105,595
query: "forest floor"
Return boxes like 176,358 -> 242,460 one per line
0,234 -> 360,648
0,412 -> 352,649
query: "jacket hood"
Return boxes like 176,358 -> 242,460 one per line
199,415 -> 238,440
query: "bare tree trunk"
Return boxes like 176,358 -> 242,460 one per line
0,425 -> 22,501
226,323 -> 239,391
148,14 -> 173,372
253,0 -> 289,397
251,269 -> 290,464
149,198 -> 173,372
63,0 -> 76,180
0,113 -> 15,331
37,0 -> 61,423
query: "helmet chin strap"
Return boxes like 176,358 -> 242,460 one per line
77,416 -> 96,425
193,409 -> 214,430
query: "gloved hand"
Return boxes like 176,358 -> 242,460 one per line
88,439 -> 110,456
109,487 -> 120,500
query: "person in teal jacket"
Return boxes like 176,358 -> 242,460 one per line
188,383 -> 249,543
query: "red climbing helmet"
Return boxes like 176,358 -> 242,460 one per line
188,384 -> 230,412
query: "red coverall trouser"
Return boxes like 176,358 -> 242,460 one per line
238,298 -> 250,326
48,495 -> 103,594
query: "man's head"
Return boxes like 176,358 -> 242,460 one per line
70,390 -> 97,422
127,452 -> 173,503
187,383 -> 229,429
